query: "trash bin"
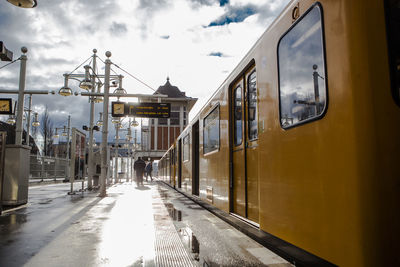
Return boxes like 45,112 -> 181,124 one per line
3,145 -> 31,206
118,172 -> 125,181
93,175 -> 99,187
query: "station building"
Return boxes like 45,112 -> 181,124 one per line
139,77 -> 197,159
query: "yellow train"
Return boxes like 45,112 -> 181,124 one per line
158,1 -> 400,266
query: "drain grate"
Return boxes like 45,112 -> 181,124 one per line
153,197 -> 195,266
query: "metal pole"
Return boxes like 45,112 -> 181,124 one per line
66,115 -> 71,181
114,124 -> 119,183
26,94 -> 32,146
99,51 -> 111,197
313,65 -> 320,114
87,49 -> 97,190
15,47 -> 28,145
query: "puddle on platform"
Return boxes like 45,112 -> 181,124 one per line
158,189 -> 169,200
178,226 -> 200,262
38,198 -> 53,205
165,203 -> 182,222
0,213 -> 28,233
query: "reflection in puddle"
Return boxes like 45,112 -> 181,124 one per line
165,203 -> 182,222
178,227 -> 200,262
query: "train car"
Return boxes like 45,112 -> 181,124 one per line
158,0 -> 400,266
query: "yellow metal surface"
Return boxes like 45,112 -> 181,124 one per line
232,79 -> 247,218
158,0 -> 400,266
244,67 -> 259,223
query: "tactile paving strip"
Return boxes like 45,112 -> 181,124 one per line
153,193 -> 195,267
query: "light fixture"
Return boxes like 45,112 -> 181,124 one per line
113,75 -> 126,95
59,74 -> 72,96
93,83 -> 103,103
6,115 -> 16,125
6,0 -> 37,8
32,113 -> 40,127
96,112 -> 103,126
112,117 -> 120,124
131,120 -> 139,127
79,65 -> 93,91
53,129 -> 59,139
62,126 -> 68,136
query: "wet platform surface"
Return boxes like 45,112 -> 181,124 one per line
0,179 -> 291,266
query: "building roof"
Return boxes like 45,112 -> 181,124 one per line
154,77 -> 186,98
0,121 -> 39,154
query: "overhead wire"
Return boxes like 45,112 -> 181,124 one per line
0,57 -> 21,70
67,55 -> 93,75
96,56 -> 156,92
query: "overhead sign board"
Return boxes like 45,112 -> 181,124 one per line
0,98 -> 12,115
112,102 -> 170,118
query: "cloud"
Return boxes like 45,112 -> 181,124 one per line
109,22 -> 128,36
207,52 -> 229,57
206,4 -> 257,27
160,35 -> 170,39
186,0 -> 228,8
136,0 -> 172,39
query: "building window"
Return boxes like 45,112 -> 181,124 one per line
233,85 -> 242,146
183,134 -> 190,162
203,105 -> 220,154
278,4 -> 327,128
170,111 -> 180,125
247,70 -> 258,140
384,0 -> 400,106
159,118 -> 167,125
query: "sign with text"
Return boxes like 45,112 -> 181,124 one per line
112,102 -> 170,118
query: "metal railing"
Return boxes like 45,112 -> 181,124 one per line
30,155 -> 70,181
0,132 -> 6,213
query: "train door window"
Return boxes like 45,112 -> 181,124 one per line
384,0 -> 400,106
203,105 -> 220,154
247,70 -> 258,140
183,134 -> 190,162
233,85 -> 243,146
278,4 -> 327,128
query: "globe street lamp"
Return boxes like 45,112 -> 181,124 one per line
6,0 -> 37,8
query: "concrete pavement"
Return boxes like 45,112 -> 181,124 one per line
0,179 -> 291,266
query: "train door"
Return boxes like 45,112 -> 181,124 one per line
178,139 -> 182,188
230,67 -> 259,224
192,121 -> 200,196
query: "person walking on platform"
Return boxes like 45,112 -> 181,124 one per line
145,161 -> 153,182
134,157 -> 146,186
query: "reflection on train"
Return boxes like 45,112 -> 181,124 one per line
159,1 -> 400,266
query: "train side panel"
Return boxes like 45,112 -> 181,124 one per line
198,87 -> 230,212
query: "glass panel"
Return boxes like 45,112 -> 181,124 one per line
384,0 -> 400,106
170,111 -> 180,125
159,118 -> 167,125
183,134 -> 190,161
233,85 -> 243,146
203,106 -> 220,154
247,71 -> 257,140
278,5 -> 327,128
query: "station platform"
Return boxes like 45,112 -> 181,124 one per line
0,178 -> 292,266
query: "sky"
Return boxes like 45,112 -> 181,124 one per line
0,0 -> 290,147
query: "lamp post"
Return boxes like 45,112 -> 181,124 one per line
113,119 -> 121,183
99,51 -> 112,197
87,50 -> 97,190
15,47 -> 27,145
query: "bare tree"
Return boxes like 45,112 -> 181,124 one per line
40,107 -> 54,156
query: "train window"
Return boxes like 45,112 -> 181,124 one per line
233,85 -> 243,146
183,134 -> 190,162
203,105 -> 220,154
247,70 -> 258,140
278,4 -> 327,128
384,0 -> 400,106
